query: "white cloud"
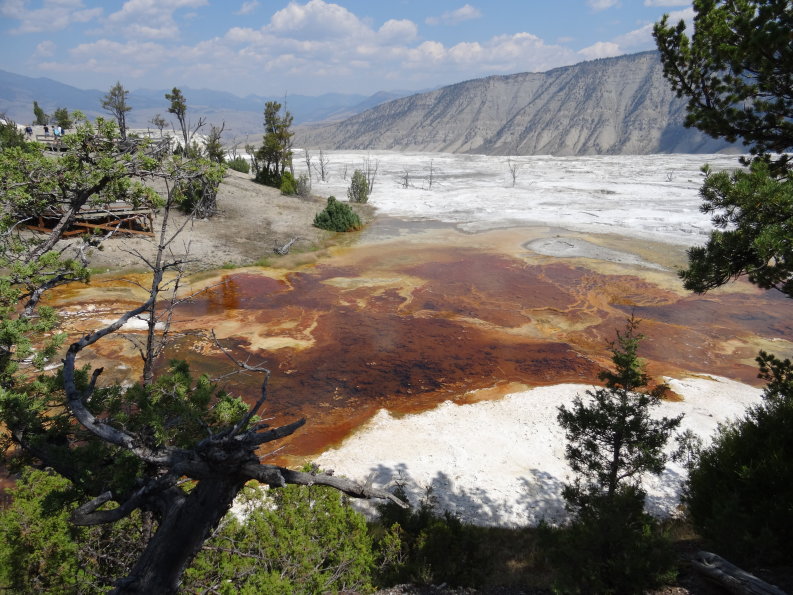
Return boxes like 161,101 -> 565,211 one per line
104,0 -> 208,39
33,39 -> 56,58
0,0 -> 102,34
267,0 -> 369,40
22,0 -> 588,96
612,23 -> 654,49
36,38 -> 169,81
580,6 -> 693,59
400,32 -> 578,76
610,5 -> 693,49
668,7 -> 695,22
378,19 -> 418,43
426,4 -> 482,26
234,0 -> 259,15
586,0 -> 620,11
643,0 -> 690,6
577,41 -> 621,60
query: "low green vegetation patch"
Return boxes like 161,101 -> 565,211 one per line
226,156 -> 249,174
313,196 -> 362,232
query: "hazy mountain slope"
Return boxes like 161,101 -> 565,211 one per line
0,69 -> 397,133
295,52 -> 734,155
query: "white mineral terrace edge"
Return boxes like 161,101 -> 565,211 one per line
297,151 -> 758,526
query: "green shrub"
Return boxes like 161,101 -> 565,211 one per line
186,482 -> 376,593
348,168 -> 369,203
313,196 -> 362,232
0,468 -> 152,593
279,170 -> 297,195
226,156 -> 250,174
374,486 -> 491,587
296,173 -> 311,197
0,468 -> 377,593
0,469 -> 83,592
540,486 -> 677,594
685,356 -> 793,566
0,120 -> 32,151
254,168 -> 281,188
175,166 -> 223,218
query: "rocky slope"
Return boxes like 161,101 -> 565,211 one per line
295,51 -> 734,156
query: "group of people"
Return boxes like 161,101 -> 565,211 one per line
24,124 -> 65,138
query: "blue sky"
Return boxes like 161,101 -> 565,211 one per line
0,0 -> 693,97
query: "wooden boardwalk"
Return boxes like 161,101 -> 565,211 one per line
25,203 -> 155,237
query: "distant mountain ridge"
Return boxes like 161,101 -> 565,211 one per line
295,51 -> 736,156
0,69 -> 412,136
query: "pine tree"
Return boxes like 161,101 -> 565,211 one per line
101,82 -> 132,140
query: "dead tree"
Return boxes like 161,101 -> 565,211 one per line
304,149 -> 313,181
274,236 -> 299,255
507,157 -> 522,187
317,149 -> 330,182
363,154 -> 379,193
690,552 -> 786,595
427,159 -> 435,190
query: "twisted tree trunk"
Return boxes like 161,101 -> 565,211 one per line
112,478 -> 245,594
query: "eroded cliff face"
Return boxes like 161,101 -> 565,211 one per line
295,51 -> 735,156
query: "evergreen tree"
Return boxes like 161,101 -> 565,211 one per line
166,87 -> 189,147
654,0 -> 793,297
684,356 -> 793,565
348,168 -> 370,203
654,0 -> 791,164
544,318 -> 681,592
313,196 -> 362,231
254,101 -> 294,187
557,317 -> 682,508
654,0 -> 793,567
0,117 -> 30,151
32,100 -> 48,125
101,81 -> 132,140
52,107 -> 73,130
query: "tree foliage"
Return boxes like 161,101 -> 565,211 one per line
654,0 -> 793,296
32,100 -> 48,126
0,468 -> 83,592
279,170 -> 298,195
654,0 -> 792,162
187,481 -> 376,593
375,485 -> 493,588
149,113 -> 167,134
253,101 -> 294,188
684,351 -> 793,566
101,82 -> 132,140
166,87 -> 189,148
52,107 -> 73,130
205,123 -> 225,164
655,2 -> 793,566
0,467 -> 381,593
348,168 -> 370,203
547,318 -> 681,592
681,159 -> 793,297
0,117 -> 31,151
226,156 -> 250,174
557,317 -> 682,508
313,196 -> 362,232
541,486 -> 677,594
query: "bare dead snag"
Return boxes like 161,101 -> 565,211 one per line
690,551 -> 786,595
274,236 -> 299,255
